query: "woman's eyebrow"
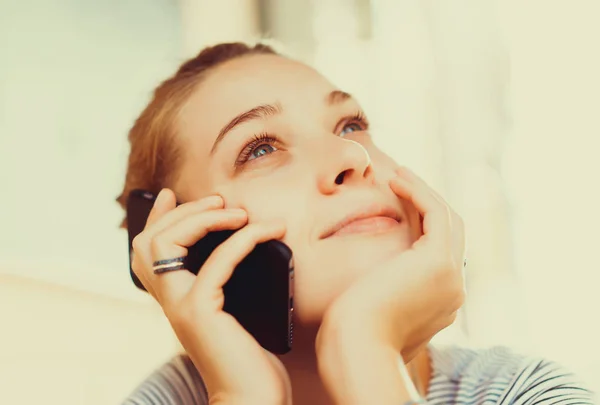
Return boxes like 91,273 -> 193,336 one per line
209,90 -> 354,155
210,103 -> 281,155
327,90 -> 353,105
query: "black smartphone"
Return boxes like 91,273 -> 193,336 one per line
126,189 -> 294,354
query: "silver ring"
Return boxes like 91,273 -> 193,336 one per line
153,257 -> 187,274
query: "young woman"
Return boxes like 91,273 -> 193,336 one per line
117,43 -> 595,405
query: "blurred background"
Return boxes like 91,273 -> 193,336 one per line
1,0 -> 599,403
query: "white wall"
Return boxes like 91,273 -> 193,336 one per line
497,0 -> 600,388
0,2 -> 184,404
0,0 -> 183,300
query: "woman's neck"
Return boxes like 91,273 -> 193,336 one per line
277,326 -> 331,404
277,327 -> 431,405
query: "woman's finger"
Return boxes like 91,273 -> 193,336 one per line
391,170 -> 466,269
389,175 -> 451,242
132,191 -> 226,301
397,168 -> 464,252
130,189 -> 177,296
396,167 -> 449,207
130,248 -> 158,298
399,168 -> 465,268
145,194 -> 225,237
147,209 -> 250,307
151,209 -> 248,253
146,189 -> 177,227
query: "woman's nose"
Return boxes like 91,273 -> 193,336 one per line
316,138 -> 374,194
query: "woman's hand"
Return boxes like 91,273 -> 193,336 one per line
131,189 -> 291,405
315,167 -> 466,404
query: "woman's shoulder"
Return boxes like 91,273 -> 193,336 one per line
121,354 -> 208,405
427,345 -> 596,404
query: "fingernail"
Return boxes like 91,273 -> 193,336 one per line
155,189 -> 167,206
207,195 -> 223,205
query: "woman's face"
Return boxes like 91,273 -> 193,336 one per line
174,54 -> 421,324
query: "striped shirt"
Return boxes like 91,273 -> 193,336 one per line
122,345 -> 596,404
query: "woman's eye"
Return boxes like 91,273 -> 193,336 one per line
234,134 -> 280,168
340,122 -> 364,137
249,143 -> 277,161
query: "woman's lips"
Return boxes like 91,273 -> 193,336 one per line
330,216 -> 400,237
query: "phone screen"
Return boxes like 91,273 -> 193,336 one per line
126,189 -> 294,354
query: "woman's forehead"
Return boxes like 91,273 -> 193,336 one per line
177,54 -> 339,141
186,56 -> 334,113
